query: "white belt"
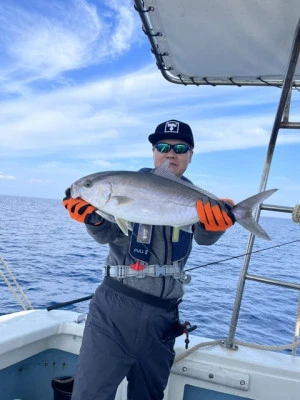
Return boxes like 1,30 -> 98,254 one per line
103,264 -> 188,280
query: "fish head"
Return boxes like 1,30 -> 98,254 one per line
70,172 -> 112,209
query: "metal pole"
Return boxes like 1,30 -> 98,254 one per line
224,18 -> 300,349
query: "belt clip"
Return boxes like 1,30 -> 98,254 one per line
118,266 -> 127,279
172,261 -> 181,279
114,265 -> 123,278
155,264 -> 166,277
104,265 -> 111,277
182,321 -> 197,349
162,320 -> 197,349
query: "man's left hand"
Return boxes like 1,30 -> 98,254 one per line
196,197 -> 235,232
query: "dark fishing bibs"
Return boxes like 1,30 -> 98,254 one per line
129,223 -> 193,264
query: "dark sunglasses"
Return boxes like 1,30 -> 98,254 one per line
154,143 -> 191,154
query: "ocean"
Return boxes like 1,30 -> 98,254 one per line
1,194 -> 300,352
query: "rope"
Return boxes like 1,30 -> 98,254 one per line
174,339 -> 224,363
292,204 -> 300,223
233,339 -> 300,351
174,338 -> 300,364
0,256 -> 34,311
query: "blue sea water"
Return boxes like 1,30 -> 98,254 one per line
1,194 -> 300,351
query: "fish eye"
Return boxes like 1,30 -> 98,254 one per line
84,180 -> 93,188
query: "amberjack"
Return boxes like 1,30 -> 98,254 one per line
70,161 -> 277,240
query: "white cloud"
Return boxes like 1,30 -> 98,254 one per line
0,65 -> 299,160
0,0 -> 299,205
93,159 -> 118,168
109,2 -> 137,53
0,173 -> 16,180
0,0 -> 138,94
28,178 -> 51,184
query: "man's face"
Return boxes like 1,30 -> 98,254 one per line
153,139 -> 193,177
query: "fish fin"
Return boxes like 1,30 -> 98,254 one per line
153,161 -> 219,199
116,218 -> 129,236
178,224 -> 193,233
96,210 -> 116,223
111,196 -> 134,205
153,161 -> 180,182
237,219 -> 271,240
232,189 -> 278,240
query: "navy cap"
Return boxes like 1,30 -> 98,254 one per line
148,120 -> 194,148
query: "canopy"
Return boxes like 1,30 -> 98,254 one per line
135,0 -> 300,86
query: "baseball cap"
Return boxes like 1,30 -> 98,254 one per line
148,120 -> 194,148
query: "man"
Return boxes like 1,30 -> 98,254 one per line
63,120 -> 234,400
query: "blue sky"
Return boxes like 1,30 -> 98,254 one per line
0,0 -> 299,213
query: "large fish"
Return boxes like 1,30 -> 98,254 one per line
70,162 -> 277,240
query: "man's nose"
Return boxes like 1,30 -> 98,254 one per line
166,149 -> 176,156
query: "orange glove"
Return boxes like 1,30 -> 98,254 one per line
196,197 -> 235,232
63,188 -> 103,225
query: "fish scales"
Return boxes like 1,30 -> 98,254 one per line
70,162 -> 277,240
82,171 -> 200,227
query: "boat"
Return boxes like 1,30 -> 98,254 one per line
1,1 -> 300,399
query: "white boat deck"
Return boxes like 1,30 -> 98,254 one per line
1,309 -> 300,399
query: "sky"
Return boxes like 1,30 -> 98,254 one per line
0,0 -> 300,216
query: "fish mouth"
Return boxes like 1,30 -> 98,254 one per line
70,183 -> 80,198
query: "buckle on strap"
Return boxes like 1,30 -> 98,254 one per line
155,264 -> 166,277
103,264 -> 187,280
104,265 -> 127,279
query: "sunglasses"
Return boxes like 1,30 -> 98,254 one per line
154,143 -> 191,154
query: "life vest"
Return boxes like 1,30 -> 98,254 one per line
129,223 -> 193,264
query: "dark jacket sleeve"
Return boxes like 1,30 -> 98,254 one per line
85,219 -> 121,244
193,222 -> 225,245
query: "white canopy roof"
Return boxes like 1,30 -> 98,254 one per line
136,0 -> 300,86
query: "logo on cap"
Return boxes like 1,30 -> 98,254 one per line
165,121 -> 179,133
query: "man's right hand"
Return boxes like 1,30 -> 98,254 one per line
63,188 -> 103,225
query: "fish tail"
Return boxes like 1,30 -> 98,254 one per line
232,189 -> 278,240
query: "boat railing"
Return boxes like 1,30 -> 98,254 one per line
224,19 -> 300,352
134,1 -> 300,356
